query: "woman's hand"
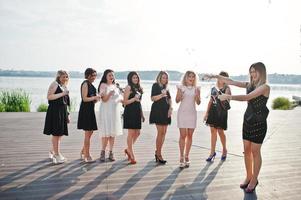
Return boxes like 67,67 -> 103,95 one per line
218,94 -> 231,101
141,115 -> 145,122
168,108 -> 173,118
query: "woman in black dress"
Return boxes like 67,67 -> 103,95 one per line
204,71 -> 231,162
149,71 -> 172,164
205,62 -> 270,193
123,71 -> 145,164
43,70 -> 70,164
77,68 -> 101,163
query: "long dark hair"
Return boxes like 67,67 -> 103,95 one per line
127,71 -> 143,94
98,69 -> 115,92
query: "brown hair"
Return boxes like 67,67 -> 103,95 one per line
84,68 -> 97,79
248,62 -> 267,88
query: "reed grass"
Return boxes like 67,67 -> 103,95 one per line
0,89 -> 31,112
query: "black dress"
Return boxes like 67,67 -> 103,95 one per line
206,86 -> 230,130
149,83 -> 171,125
77,80 -> 98,131
43,84 -> 69,136
123,89 -> 142,129
243,87 -> 269,144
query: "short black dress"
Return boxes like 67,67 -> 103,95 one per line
123,89 -> 142,129
206,86 -> 230,130
43,84 -> 69,136
243,86 -> 269,144
149,83 -> 171,125
77,80 -> 98,131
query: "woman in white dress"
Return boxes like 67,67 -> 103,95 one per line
98,69 -> 123,162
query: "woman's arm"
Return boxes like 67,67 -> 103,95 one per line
175,88 -> 183,103
81,82 -> 98,102
195,87 -> 201,105
203,98 -> 213,122
123,86 -> 139,106
100,83 -> 114,102
47,82 -> 68,100
206,74 -> 248,88
219,84 -> 270,101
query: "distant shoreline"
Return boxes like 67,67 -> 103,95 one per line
1,69 -> 301,84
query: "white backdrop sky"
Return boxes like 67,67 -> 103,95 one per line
0,0 -> 300,75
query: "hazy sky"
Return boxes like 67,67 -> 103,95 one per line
0,0 -> 300,75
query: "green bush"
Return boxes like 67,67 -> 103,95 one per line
272,97 -> 292,110
0,89 -> 31,112
0,103 -> 5,112
37,103 -> 48,112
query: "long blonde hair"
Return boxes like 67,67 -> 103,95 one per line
156,71 -> 169,87
181,71 -> 198,87
55,70 -> 69,85
248,62 -> 267,88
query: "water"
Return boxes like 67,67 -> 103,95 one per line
1,76 -> 300,112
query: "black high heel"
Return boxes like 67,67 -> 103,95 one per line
244,181 -> 258,193
240,181 -> 250,189
206,152 -> 216,162
155,154 -> 167,164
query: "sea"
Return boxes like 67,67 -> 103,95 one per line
1,76 -> 301,112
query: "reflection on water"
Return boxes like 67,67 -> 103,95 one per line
1,77 -> 301,112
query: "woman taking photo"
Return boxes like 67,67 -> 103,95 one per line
123,71 -> 145,164
43,70 -> 70,164
78,68 -> 100,163
205,62 -> 270,193
149,71 -> 172,164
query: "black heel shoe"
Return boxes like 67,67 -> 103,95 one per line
245,181 -> 258,193
206,152 -> 216,162
240,181 -> 250,189
156,155 -> 167,164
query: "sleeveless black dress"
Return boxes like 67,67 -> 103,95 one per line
149,83 -> 171,125
43,84 -> 69,136
206,86 -> 230,130
77,80 -> 98,131
243,87 -> 269,144
123,89 -> 142,129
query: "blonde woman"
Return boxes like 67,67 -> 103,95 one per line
205,62 -> 270,193
176,71 -> 201,168
149,71 -> 172,164
43,70 -> 70,164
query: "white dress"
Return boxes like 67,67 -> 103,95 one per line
99,83 -> 123,137
177,85 -> 198,129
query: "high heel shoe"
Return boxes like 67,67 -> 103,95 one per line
240,180 -> 250,189
206,152 -> 216,162
155,154 -> 167,164
129,158 -> 137,165
244,181 -> 258,193
185,157 -> 190,167
179,156 -> 185,169
124,149 -> 130,161
221,154 -> 227,161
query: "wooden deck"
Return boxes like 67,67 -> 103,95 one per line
0,108 -> 301,199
